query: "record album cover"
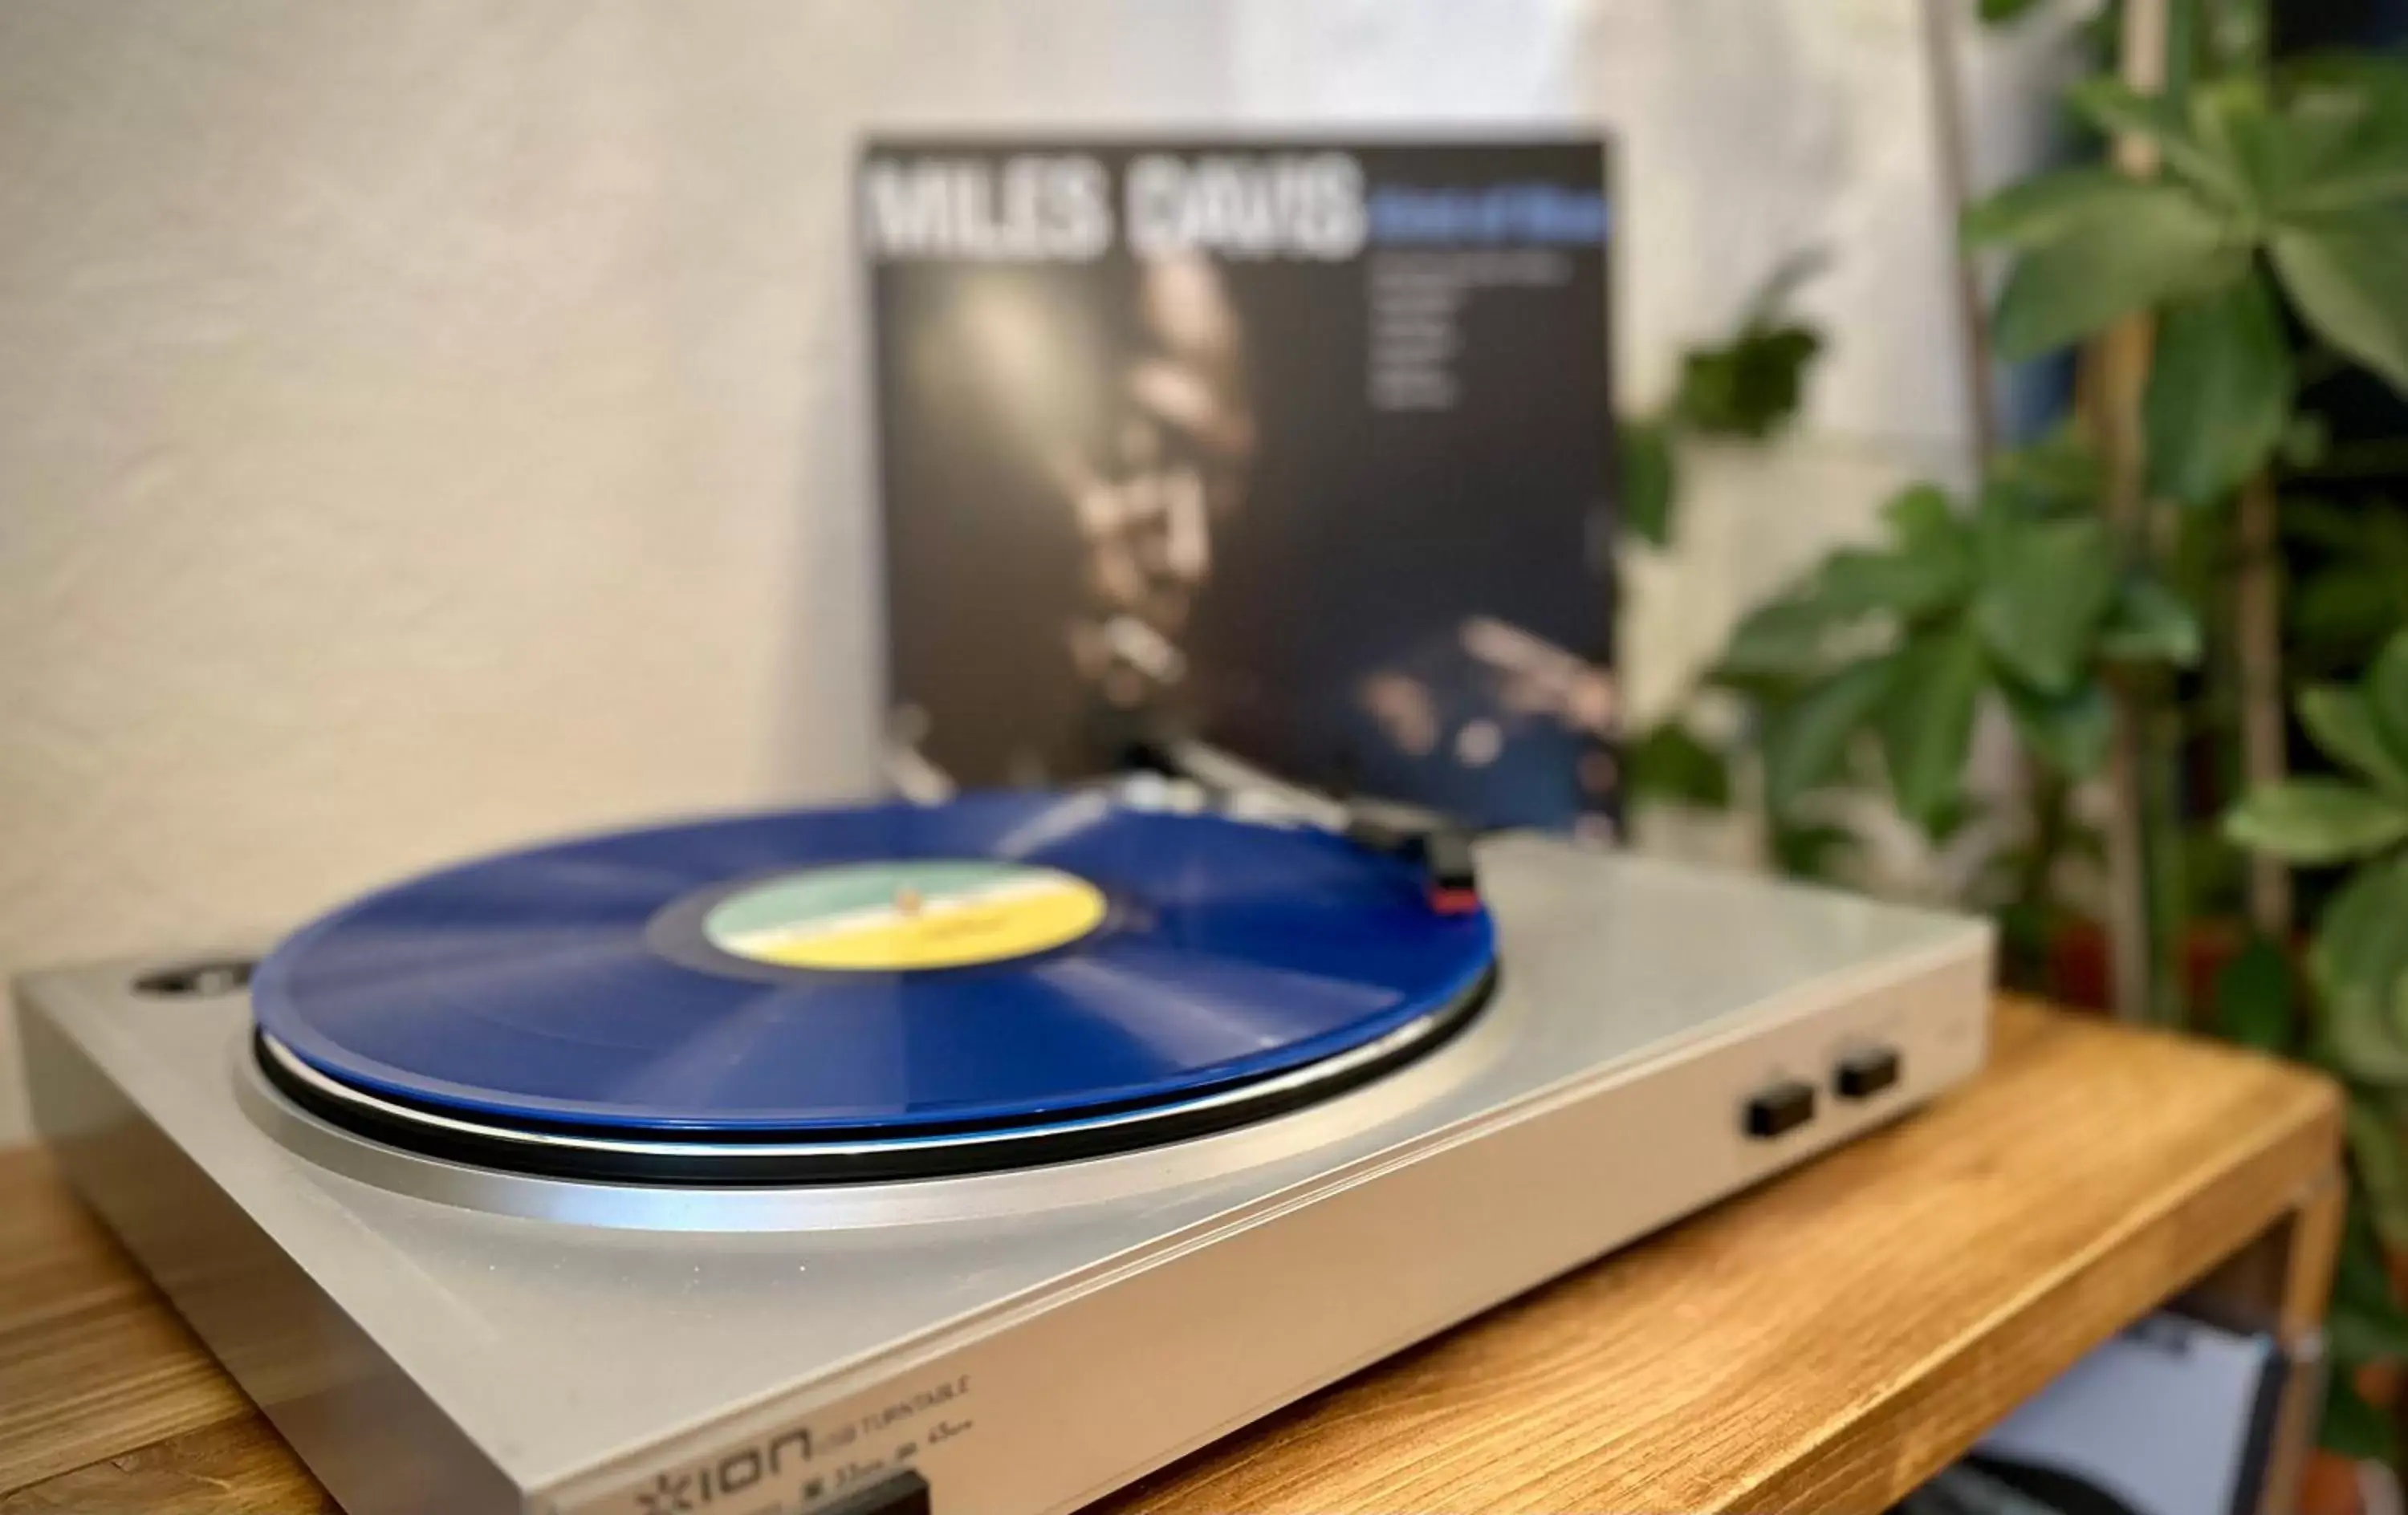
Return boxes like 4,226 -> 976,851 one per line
864,137 -> 1617,831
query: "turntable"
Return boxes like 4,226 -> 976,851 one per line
18,788 -> 1991,1515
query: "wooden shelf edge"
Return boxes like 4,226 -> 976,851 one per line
1737,1078 -> 2345,1512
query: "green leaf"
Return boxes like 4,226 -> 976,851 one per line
2292,160 -> 2408,217
2330,983 -> 2408,1087
2067,79 -> 2252,206
1972,515 -> 2118,694
2336,1197 -> 2402,1311
2097,576 -> 2203,665
2290,159 -> 2408,218
1992,185 -> 2237,359
1763,657 -> 1895,813
2188,78 -> 2394,222
2351,1097 -> 2408,1253
1883,482 -> 1954,536
2329,1200 -> 2408,1363
2296,565 -> 2408,658
2322,1363 -> 2402,1461
1983,427 -> 2101,515
1961,167 -> 2148,250
2326,858 -> 2408,998
2212,936 -> 2296,1051
2302,687 -> 2408,796
2000,676 -> 2113,778
1622,721 -> 1730,810
1818,547 -> 1967,620
2143,274 -> 2293,506
2226,780 -> 2408,863
2372,631 -> 2408,764
2287,53 -> 2408,127
1884,484 -> 1972,558
2190,77 -> 2288,211
1719,595 -> 1841,682
1770,819 -> 1857,881
1986,438 -> 2097,519
2329,1304 -> 2408,1367
1674,324 -> 1822,441
1920,790 -> 1984,846
2321,1290 -> 2408,1367
2280,409 -> 2332,469
1621,420 -> 1676,548
2315,858 -> 2408,1071
2272,220 -> 2408,396
2276,57 -> 2408,215
1804,485 -> 1976,621
1976,0 -> 2047,24
1877,630 -> 1985,836
2197,0 -> 2268,78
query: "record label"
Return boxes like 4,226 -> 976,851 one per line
700,859 -> 1108,973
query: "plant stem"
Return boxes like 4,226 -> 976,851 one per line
2095,0 -> 2174,1024
2236,470 -> 2292,938
2101,677 -> 2155,1022
2016,770 -> 2068,922
2094,312 -> 2158,1022
2117,0 -> 2173,175
2010,766 -> 2070,992
2146,689 -> 2190,1025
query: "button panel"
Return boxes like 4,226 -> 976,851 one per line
1835,1046 -> 1902,1101
1743,1078 -> 1816,1139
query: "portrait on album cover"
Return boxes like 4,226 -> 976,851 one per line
864,138 -> 1618,832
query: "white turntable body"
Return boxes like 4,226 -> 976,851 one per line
20,835 -> 1991,1515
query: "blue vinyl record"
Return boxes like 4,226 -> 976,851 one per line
252,792 -> 1496,1140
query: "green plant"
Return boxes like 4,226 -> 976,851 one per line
1620,255 -> 1826,550
1726,453 -> 2197,838
1618,263 -> 1827,857
2224,642 -> 2408,1154
2220,631 -> 2408,1458
1968,60 -> 2408,481
2325,1198 -> 2408,1460
1667,1 -> 2408,1466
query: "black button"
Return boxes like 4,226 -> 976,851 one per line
818,1468 -> 930,1515
1744,1079 -> 1816,1139
1835,1046 -> 1901,1100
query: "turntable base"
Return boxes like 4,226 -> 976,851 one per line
2,1003 -> 2341,1515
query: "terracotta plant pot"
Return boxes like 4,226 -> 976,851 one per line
2300,1448 -> 2366,1515
2044,916 -> 2258,1019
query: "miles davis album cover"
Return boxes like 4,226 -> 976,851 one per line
864,138 -> 1617,831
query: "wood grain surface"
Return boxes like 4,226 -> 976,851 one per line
0,1001 -> 2342,1515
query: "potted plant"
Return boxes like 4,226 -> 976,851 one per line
1631,1 -> 2408,1489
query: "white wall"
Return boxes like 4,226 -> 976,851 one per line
0,0 -> 2063,1143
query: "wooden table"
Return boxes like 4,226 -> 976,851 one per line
0,1001 -> 2346,1515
